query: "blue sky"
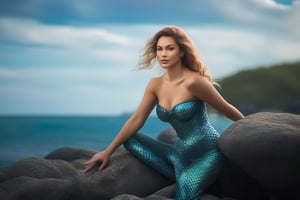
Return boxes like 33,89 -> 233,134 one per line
0,0 -> 299,115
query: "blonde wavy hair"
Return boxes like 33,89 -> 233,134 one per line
138,26 -> 216,84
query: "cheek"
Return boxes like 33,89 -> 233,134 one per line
156,51 -> 161,57
170,52 -> 181,60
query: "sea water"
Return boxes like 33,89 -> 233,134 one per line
0,114 -> 232,168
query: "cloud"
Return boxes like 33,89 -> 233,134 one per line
0,66 -> 152,115
1,20 -> 299,115
256,0 -> 292,8
0,0 -> 224,25
210,0 -> 300,37
0,66 -> 144,86
185,24 -> 300,78
0,18 -> 131,47
0,17 -> 141,69
0,0 -> 300,114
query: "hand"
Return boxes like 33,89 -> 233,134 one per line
83,151 -> 109,173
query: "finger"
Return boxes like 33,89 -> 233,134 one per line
84,156 -> 97,165
98,160 -> 107,171
83,163 -> 91,172
83,161 -> 97,173
83,164 -> 94,173
84,159 -> 93,166
84,161 -> 89,165
84,160 -> 93,166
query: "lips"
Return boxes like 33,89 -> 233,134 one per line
160,60 -> 169,64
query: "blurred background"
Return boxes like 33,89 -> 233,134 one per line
0,0 -> 299,167
0,0 -> 299,115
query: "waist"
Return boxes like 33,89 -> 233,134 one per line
174,126 -> 219,157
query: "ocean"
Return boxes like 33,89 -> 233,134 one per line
0,114 -> 232,169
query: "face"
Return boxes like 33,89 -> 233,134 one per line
156,36 -> 183,69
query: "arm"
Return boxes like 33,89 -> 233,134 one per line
104,79 -> 157,156
84,79 -> 157,172
186,76 -> 244,121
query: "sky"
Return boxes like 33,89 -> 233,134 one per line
0,0 -> 299,115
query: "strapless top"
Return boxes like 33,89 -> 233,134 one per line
156,100 -> 208,123
156,100 -> 219,155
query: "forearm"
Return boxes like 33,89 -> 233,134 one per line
104,115 -> 145,156
223,104 -> 244,121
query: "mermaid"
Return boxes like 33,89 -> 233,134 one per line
84,26 -> 244,200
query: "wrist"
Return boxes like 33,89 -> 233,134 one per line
104,147 -> 114,156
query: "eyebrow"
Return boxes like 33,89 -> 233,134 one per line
156,44 -> 175,47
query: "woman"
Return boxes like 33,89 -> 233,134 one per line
84,26 -> 244,200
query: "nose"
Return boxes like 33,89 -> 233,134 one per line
161,49 -> 167,57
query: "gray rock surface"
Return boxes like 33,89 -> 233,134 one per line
0,146 -> 172,200
219,112 -> 300,199
0,112 -> 299,200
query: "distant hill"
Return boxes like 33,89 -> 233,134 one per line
218,61 -> 300,115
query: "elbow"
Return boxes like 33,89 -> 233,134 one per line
129,113 -> 147,129
230,113 -> 244,121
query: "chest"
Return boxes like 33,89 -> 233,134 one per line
156,81 -> 194,110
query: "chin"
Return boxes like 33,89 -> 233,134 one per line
160,64 -> 172,69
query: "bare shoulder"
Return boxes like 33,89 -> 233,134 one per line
146,76 -> 163,91
185,72 -> 210,91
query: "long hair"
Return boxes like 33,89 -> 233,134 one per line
138,26 -> 216,84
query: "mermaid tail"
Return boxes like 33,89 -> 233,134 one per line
124,133 -> 223,200
125,100 -> 223,200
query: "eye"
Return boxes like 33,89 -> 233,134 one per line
156,47 -> 162,51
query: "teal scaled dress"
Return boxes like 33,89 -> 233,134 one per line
124,100 -> 223,200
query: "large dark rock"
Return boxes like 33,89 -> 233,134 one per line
111,184 -> 176,200
0,146 -> 172,200
219,112 -> 300,200
0,112 -> 299,200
